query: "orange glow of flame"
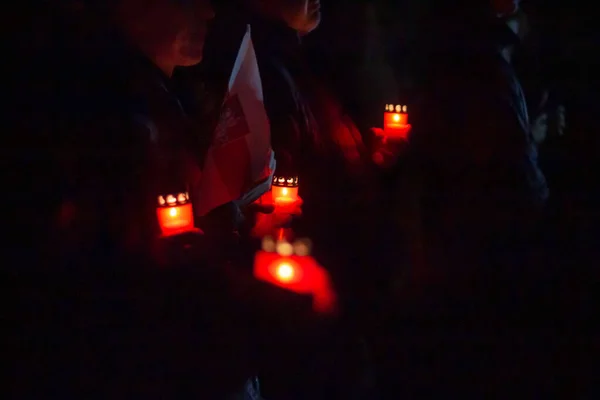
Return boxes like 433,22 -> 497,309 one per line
253,251 -> 337,314
385,112 -> 407,126
275,262 -> 295,283
156,203 -> 194,237
272,186 -> 299,207
382,111 -> 411,140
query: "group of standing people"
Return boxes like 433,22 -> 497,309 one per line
9,0 -> 588,398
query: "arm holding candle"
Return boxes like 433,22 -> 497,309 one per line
370,127 -> 409,168
198,151 -> 276,238
253,236 -> 337,314
234,150 -> 277,209
250,198 -> 303,239
250,174 -> 303,238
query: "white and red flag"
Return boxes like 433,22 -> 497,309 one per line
195,25 -> 274,216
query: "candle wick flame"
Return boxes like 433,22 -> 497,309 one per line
276,262 -> 295,282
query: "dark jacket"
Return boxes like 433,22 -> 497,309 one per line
250,19 -> 375,212
250,16 -> 384,400
405,21 -> 549,288
186,8 -> 381,267
251,20 -> 321,174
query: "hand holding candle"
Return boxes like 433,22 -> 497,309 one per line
254,236 -> 336,314
370,127 -> 408,167
250,195 -> 303,239
250,174 -> 302,238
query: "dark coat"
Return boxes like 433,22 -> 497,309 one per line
180,8 -> 382,273
404,22 -> 549,291
8,36 -> 325,399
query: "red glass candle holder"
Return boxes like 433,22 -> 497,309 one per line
254,236 -> 336,314
156,192 -> 196,237
383,104 -> 411,140
271,175 -> 299,210
271,175 -> 301,216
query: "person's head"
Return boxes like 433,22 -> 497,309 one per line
250,0 -> 321,35
116,0 -> 214,75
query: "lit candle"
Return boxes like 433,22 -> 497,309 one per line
250,179 -> 300,239
383,104 -> 411,140
156,191 -> 196,237
254,236 -> 336,314
271,175 -> 300,210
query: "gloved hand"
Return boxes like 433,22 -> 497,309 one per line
249,196 -> 303,239
197,199 -> 279,245
370,128 -> 409,168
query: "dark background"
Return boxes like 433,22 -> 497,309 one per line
7,0 -> 598,396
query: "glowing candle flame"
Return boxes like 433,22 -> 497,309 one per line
276,262 -> 295,283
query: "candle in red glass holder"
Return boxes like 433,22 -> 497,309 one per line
271,175 -> 299,210
383,104 -> 411,140
254,236 -> 336,313
156,192 -> 196,237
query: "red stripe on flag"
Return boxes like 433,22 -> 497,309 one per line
212,137 -> 252,198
